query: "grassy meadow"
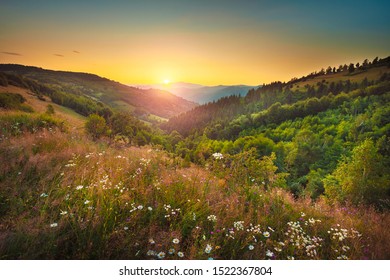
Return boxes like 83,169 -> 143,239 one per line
0,112 -> 389,259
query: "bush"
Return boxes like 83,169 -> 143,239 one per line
324,139 -> 390,207
0,93 -> 33,112
85,114 -> 108,140
46,104 -> 55,115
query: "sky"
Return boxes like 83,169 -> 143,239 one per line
1,0 -> 389,86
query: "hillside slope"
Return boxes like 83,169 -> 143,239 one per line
163,57 -> 390,136
0,64 -> 197,119
161,57 -> 390,207
0,85 -> 85,130
137,82 -> 257,104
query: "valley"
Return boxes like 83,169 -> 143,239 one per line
0,57 -> 389,260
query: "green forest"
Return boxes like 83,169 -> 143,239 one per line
162,57 -> 390,207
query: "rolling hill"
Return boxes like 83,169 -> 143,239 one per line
0,64 -> 197,119
0,85 -> 86,130
133,82 -> 257,104
163,56 -> 390,137
161,56 -> 390,206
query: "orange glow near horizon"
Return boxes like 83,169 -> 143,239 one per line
2,36 -> 387,87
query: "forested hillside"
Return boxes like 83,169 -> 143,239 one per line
0,64 -> 197,120
162,57 -> 390,207
163,57 -> 390,136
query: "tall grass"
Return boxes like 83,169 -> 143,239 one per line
0,127 -> 389,259
0,112 -> 65,140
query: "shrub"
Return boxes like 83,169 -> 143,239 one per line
0,92 -> 33,112
46,104 -> 55,115
85,114 -> 108,140
324,139 -> 390,208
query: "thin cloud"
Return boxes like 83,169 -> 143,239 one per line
54,54 -> 64,57
2,51 -> 22,56
73,50 -> 80,54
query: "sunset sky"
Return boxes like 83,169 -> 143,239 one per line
1,0 -> 389,86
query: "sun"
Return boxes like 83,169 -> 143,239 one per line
163,79 -> 170,85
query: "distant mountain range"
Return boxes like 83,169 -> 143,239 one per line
132,82 -> 258,104
0,64 -> 197,119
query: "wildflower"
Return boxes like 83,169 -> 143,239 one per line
40,193 -> 48,198
172,238 -> 180,244
169,248 -> 175,255
149,238 -> 155,245
205,244 -> 213,254
137,205 -> 143,210
146,250 -> 156,256
266,250 -> 274,257
248,245 -> 254,251
148,207 -> 153,211
76,185 -> 84,190
207,215 -> 217,222
208,257 -> 214,260
60,210 -> 68,216
157,252 -> 166,259
342,245 -> 350,252
84,200 -> 90,205
287,256 -> 295,260
124,226 -> 129,230
212,152 -> 223,160
177,252 -> 184,258
263,231 -> 270,238
50,223 -> 58,228
233,221 -> 244,231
